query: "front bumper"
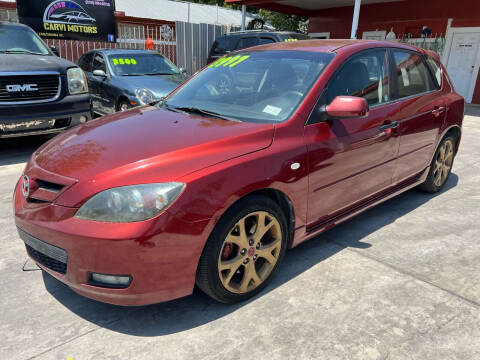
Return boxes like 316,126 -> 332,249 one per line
14,180 -> 210,306
0,93 -> 91,138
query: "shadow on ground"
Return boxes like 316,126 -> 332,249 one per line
41,173 -> 458,337
0,135 -> 54,166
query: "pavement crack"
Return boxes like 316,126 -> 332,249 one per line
26,318 -> 122,360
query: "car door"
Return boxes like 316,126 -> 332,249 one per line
388,49 -> 445,184
78,52 -> 94,91
90,52 -> 114,114
305,49 -> 400,227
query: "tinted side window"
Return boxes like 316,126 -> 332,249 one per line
426,57 -> 442,89
236,37 -> 259,50
78,53 -> 93,72
92,53 -> 106,72
328,49 -> 390,106
392,51 -> 432,98
259,37 -> 275,45
211,37 -> 230,55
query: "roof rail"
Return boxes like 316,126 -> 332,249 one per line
227,29 -> 275,35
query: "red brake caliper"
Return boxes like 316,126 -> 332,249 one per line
222,243 -> 233,259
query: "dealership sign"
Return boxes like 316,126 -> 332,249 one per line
16,0 -> 116,42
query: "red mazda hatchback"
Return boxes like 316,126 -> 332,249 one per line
15,40 -> 464,305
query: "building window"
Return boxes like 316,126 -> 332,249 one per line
362,30 -> 387,41
309,32 -> 330,39
0,9 -> 18,22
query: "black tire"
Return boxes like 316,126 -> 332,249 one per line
196,195 -> 288,304
117,100 -> 130,112
418,135 -> 456,193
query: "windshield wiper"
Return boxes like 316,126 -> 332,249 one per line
172,107 -> 239,121
144,72 -> 176,76
0,49 -> 45,55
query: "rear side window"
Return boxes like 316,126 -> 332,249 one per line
327,49 -> 390,106
78,53 -> 93,72
259,37 -> 275,45
392,50 -> 433,98
211,37 -> 230,56
236,37 -> 259,50
426,57 -> 442,88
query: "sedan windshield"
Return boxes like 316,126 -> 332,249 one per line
108,53 -> 180,76
163,50 -> 334,123
0,25 -> 50,55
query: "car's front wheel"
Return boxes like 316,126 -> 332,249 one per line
196,195 -> 287,303
418,135 -> 456,193
118,101 -> 130,112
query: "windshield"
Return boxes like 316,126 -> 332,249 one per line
0,25 -> 51,55
163,50 -> 334,123
108,53 -> 180,76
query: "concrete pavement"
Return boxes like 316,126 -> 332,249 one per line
1,108 -> 479,360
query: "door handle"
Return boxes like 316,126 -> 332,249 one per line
379,121 -> 399,131
432,106 -> 446,118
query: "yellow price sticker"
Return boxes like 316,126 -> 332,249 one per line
112,58 -> 138,66
209,55 -> 250,69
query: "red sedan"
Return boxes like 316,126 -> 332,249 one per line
14,40 -> 464,305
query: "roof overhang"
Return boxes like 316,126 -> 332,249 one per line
226,0 -> 404,16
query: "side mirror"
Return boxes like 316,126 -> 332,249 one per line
179,67 -> 187,74
324,96 -> 369,119
93,69 -> 107,78
50,45 -> 59,56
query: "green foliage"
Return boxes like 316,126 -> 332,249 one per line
181,1 -> 307,32
258,9 -> 307,32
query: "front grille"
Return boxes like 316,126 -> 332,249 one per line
26,244 -> 67,274
0,73 -> 60,103
18,228 -> 68,275
36,179 -> 65,193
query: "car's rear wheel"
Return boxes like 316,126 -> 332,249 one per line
196,195 -> 287,303
418,135 -> 456,193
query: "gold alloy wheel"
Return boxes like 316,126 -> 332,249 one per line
218,211 -> 282,294
433,139 -> 454,187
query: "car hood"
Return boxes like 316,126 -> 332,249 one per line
116,74 -> 184,98
0,54 -> 76,74
30,106 -> 274,207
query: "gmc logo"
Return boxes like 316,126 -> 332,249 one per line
6,84 -> 38,92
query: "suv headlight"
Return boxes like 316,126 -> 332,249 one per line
67,67 -> 88,94
75,183 -> 185,222
135,88 -> 155,105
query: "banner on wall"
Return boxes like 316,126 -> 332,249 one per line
16,0 -> 116,42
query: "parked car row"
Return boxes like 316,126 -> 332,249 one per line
0,21 -> 188,138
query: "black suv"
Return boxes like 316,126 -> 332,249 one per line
0,22 -> 91,138
207,30 -> 309,63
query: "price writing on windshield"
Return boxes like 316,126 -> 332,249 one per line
208,55 -> 250,68
112,58 -> 138,66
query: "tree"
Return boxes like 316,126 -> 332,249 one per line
182,1 -> 307,33
258,9 -> 307,33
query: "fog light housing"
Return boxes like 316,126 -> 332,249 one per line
89,272 -> 132,288
80,116 -> 87,123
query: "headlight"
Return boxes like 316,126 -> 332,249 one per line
135,88 -> 155,105
75,183 -> 185,222
67,67 -> 88,94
